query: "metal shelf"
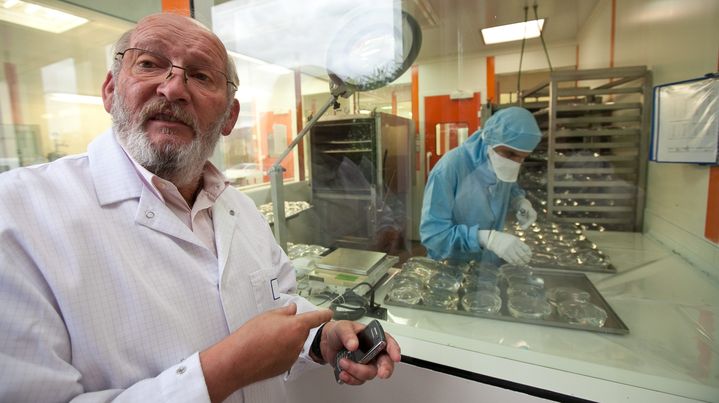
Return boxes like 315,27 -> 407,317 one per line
555,128 -> 641,138
504,66 -> 651,231
548,66 -> 652,231
555,102 -> 642,112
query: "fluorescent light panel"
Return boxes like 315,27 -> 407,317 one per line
481,19 -> 545,45
0,0 -> 88,34
47,92 -> 103,105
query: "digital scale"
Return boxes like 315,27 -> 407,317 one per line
309,248 -> 397,292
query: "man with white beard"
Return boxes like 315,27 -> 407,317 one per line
0,12 -> 400,403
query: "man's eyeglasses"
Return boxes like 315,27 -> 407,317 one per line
115,48 -> 238,93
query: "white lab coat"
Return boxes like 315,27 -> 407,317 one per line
0,129 -> 321,402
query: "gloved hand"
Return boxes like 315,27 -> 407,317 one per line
479,230 -> 532,265
514,197 -> 537,230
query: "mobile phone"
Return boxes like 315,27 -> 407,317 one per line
334,319 -> 387,383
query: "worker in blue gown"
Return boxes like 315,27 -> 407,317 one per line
420,107 -> 542,266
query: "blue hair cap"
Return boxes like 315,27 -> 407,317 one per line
481,106 -> 542,152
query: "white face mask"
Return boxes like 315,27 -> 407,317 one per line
488,146 -> 521,182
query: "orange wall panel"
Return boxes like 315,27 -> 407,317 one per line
486,56 -> 495,104
706,166 -> 719,243
162,0 -> 191,16
424,93 -> 481,177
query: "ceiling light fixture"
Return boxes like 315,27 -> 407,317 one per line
0,0 -> 88,34
46,93 -> 103,105
481,19 -> 545,45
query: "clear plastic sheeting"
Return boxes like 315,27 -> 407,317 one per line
212,0 -> 405,83
378,232 -> 719,401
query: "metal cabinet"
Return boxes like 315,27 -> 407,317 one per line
309,112 -> 414,253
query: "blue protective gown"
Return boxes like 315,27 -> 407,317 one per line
420,107 -> 540,262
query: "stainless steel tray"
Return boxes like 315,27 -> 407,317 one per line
530,256 -> 617,274
384,268 -> 629,334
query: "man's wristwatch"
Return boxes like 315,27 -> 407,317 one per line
310,322 -> 327,364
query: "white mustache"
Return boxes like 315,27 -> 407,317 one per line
140,100 -> 196,131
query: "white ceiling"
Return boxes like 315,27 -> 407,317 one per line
403,0 -> 599,61
0,0 -> 599,89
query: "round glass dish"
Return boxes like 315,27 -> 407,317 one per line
508,295 -> 552,320
387,286 -> 422,305
440,259 -> 471,274
575,250 -> 608,267
427,271 -> 462,293
499,264 -> 532,280
422,289 -> 458,310
555,251 -> 580,267
286,243 -> 309,259
531,251 -> 556,265
402,261 -> 436,280
461,291 -> 502,314
557,300 -> 608,327
469,260 -> 498,271
463,269 -> 498,289
547,286 -> 591,304
406,256 -> 441,270
507,283 -> 546,299
475,267 -> 499,283
391,274 -> 424,290
463,278 -> 500,294
506,273 -> 545,288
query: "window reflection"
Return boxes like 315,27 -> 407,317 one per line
0,1 -> 132,172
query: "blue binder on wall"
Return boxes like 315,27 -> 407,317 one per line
650,73 -> 719,164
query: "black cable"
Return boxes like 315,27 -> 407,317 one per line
517,6 -> 528,104
329,289 -> 368,321
533,4 -> 553,72
314,290 -> 340,306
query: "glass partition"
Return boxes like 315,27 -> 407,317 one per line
2,1 -> 717,400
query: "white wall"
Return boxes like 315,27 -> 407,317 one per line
494,42 -> 577,75
577,0 -> 719,275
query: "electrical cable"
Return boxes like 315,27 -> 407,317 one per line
517,6 -> 528,104
329,289 -> 368,321
533,4 -> 553,72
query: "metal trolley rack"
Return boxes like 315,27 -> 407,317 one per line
513,66 -> 653,231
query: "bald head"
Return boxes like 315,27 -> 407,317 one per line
111,12 -> 238,98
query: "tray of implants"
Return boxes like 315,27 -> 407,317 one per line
384,258 -> 629,334
509,221 -> 615,273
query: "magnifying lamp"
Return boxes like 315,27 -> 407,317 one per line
269,10 -> 422,250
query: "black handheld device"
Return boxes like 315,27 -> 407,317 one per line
333,319 -> 387,383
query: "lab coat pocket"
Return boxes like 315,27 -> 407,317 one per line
249,268 -> 282,312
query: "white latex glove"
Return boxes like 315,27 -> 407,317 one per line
514,198 -> 537,230
479,230 -> 532,265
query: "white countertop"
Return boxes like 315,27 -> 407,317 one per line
372,232 -> 719,402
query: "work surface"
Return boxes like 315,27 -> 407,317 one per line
371,232 -> 719,402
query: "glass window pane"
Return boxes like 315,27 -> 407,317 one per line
0,1 -> 133,171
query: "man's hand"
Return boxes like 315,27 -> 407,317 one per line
200,304 -> 332,402
319,321 -> 401,385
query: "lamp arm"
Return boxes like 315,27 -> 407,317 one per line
269,80 -> 353,250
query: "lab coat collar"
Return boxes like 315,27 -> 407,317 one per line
88,129 -> 144,206
90,129 -> 220,249
133,185 -> 202,247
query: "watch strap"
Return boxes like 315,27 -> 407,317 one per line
310,322 -> 327,364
